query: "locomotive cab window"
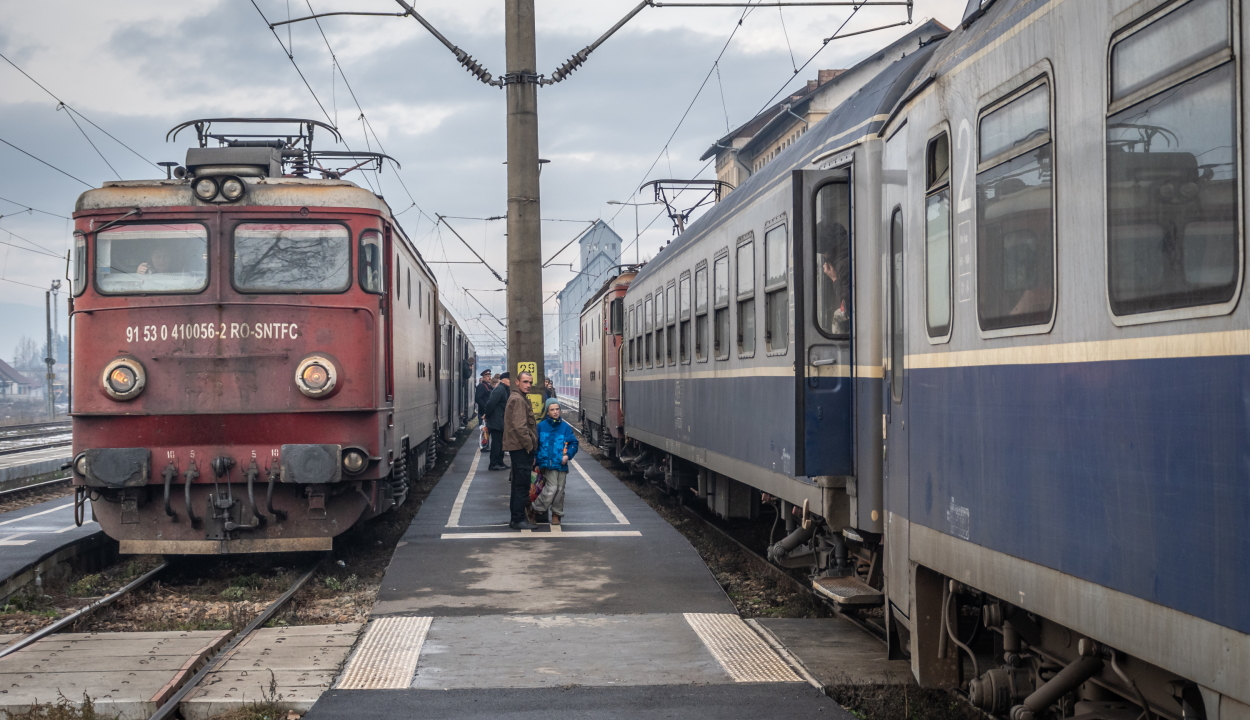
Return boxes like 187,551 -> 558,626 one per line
814,182 -> 851,337
926,132 -> 953,339
72,231 -> 87,296
679,273 -> 692,364
96,223 -> 209,295
737,237 -> 756,356
976,79 -> 1055,332
694,262 -> 708,362
359,230 -> 384,294
764,224 -> 789,354
713,252 -> 730,360
1106,0 -> 1240,318
234,223 -> 351,293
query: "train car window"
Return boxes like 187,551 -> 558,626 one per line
418,281 -> 423,316
764,225 -> 789,353
926,133 -> 953,338
666,282 -> 677,365
976,81 -> 1055,331
72,231 -> 87,296
407,269 -> 412,308
695,263 -> 708,362
737,239 -> 756,356
627,307 -> 635,369
654,288 -> 665,365
96,223 -> 209,295
234,223 -> 350,293
714,253 -> 729,360
679,273 -> 691,364
1107,0 -> 1238,316
890,208 -> 905,404
359,230 -> 384,294
814,183 -> 851,338
644,294 -> 654,368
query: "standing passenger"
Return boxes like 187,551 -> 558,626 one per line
475,369 -> 493,453
528,397 -> 578,526
542,377 -> 556,402
484,372 -> 510,471
503,371 -> 538,530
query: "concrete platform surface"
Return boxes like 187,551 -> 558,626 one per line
307,683 -> 854,720
372,445 -> 734,617
180,624 -> 362,720
0,495 -> 99,587
755,617 -> 914,686
0,630 -> 229,720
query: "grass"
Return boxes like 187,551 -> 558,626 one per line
1,693 -> 116,720
1,589 -> 58,617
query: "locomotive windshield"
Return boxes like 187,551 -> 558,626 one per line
95,223 -> 208,294
233,223 -> 351,293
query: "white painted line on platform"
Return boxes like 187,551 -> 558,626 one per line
570,459 -> 629,525
445,450 -> 481,528
0,502 -> 72,527
440,530 -> 642,540
336,616 -> 431,690
54,523 -> 80,533
0,534 -> 34,546
684,613 -> 802,683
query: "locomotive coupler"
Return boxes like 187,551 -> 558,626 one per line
162,462 -> 179,522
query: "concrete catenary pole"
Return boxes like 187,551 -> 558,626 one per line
504,0 -> 544,402
44,288 -> 54,419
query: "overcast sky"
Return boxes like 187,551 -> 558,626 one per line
0,0 -> 965,354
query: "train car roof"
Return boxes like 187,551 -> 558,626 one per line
917,0 -> 1047,86
581,269 -> 638,315
633,38 -> 941,286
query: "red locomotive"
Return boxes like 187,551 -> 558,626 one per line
577,269 -> 636,457
69,119 -> 474,554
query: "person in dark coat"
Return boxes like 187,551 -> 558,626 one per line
474,369 -> 493,453
502,371 -> 538,530
483,372 -> 510,470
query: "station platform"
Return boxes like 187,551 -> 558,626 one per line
0,448 -> 72,485
308,441 -> 849,719
0,495 -> 99,590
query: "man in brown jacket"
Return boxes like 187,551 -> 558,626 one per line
503,371 -> 538,530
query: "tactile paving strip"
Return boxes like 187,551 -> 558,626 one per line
335,616 -> 432,690
683,613 -> 802,683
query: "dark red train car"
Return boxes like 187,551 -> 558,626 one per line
577,269 -> 636,457
68,119 -> 458,554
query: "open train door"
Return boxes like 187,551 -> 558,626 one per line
793,165 -> 855,479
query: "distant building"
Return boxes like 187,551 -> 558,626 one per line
702,19 -> 949,191
0,359 -> 37,397
554,221 -> 624,398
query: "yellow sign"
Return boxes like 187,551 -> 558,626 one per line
516,361 -> 537,376
527,393 -> 545,418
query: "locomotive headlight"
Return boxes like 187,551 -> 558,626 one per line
101,357 -> 146,401
219,177 -> 246,201
342,448 -> 367,475
295,355 -> 337,398
74,453 -> 88,476
193,177 -> 219,201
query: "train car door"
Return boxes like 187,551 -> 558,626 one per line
793,165 -> 854,478
383,225 -> 395,404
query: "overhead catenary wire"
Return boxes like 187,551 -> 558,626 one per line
0,51 -> 160,171
57,103 -> 121,180
0,196 -> 72,220
0,136 -> 92,188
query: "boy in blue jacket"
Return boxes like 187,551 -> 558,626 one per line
528,397 -> 579,525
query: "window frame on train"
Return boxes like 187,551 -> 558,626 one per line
974,69 -> 1058,337
359,229 -> 384,295
654,286 -> 665,366
644,293 -> 654,368
889,207 -> 905,405
813,180 -> 852,340
764,220 -> 789,355
666,281 -> 678,366
679,271 -> 692,364
1104,0 -> 1242,323
736,233 -> 757,358
694,261 -> 709,363
713,250 -> 730,361
924,128 -> 954,342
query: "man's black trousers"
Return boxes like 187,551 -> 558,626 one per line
489,427 -> 505,467
508,449 -> 532,525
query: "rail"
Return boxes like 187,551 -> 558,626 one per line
146,556 -> 326,720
